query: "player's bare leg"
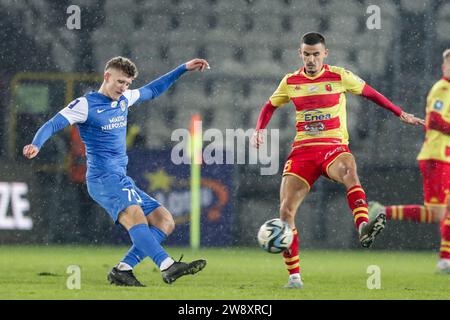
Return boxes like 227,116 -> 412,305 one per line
326,153 -> 361,188
279,175 -> 309,288
118,204 -> 149,229
146,206 -> 175,235
327,154 -> 386,248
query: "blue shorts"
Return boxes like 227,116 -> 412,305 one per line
86,173 -> 161,223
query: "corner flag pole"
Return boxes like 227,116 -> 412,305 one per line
190,114 -> 202,249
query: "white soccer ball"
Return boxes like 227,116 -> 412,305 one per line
257,218 -> 293,253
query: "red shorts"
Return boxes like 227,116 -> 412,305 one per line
282,144 -> 352,189
419,160 -> 450,206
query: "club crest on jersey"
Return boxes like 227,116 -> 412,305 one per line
434,100 -> 443,110
120,100 -> 127,111
325,84 -> 333,92
111,101 -> 118,108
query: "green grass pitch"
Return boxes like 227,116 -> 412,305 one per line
0,245 -> 448,300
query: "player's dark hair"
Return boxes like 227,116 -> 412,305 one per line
105,56 -> 138,78
302,32 -> 326,46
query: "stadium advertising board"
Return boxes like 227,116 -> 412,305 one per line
127,149 -> 234,246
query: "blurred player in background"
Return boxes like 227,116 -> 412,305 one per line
369,49 -> 450,274
251,32 -> 424,288
23,56 -> 210,286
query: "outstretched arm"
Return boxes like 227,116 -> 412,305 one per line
251,101 -> 278,149
23,113 -> 70,159
136,58 -> 210,103
361,84 -> 425,126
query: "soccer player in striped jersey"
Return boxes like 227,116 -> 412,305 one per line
369,49 -> 450,274
23,56 -> 210,286
251,32 -> 424,288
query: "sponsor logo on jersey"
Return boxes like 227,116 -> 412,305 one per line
294,85 -> 301,90
325,84 -> 333,92
97,109 -> 106,113
308,85 -> 319,92
304,122 -> 324,135
101,115 -> 127,131
111,101 -> 118,108
303,109 -> 331,122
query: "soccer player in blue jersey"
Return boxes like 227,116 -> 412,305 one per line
23,56 -> 210,287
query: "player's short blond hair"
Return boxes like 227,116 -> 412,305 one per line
443,49 -> 450,61
105,56 -> 138,78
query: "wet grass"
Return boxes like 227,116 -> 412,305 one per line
0,245 -> 448,300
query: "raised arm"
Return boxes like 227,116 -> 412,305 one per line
135,58 -> 210,103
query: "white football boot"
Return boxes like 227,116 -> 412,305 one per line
359,209 -> 386,248
436,259 -> 450,274
368,201 -> 386,221
284,273 -> 303,289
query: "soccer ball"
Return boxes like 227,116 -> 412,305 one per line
257,218 -> 293,253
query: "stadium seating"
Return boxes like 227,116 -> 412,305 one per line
437,2 -> 450,42
400,0 -> 432,13
6,0 -> 433,157
5,0 -> 448,251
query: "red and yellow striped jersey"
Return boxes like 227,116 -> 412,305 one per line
417,77 -> 450,163
269,64 -> 365,148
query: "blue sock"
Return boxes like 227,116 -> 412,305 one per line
122,226 -> 168,268
121,245 -> 144,268
127,224 -> 169,268
150,225 -> 167,243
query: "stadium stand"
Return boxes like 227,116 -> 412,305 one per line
4,0 -> 449,248
437,2 -> 450,42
